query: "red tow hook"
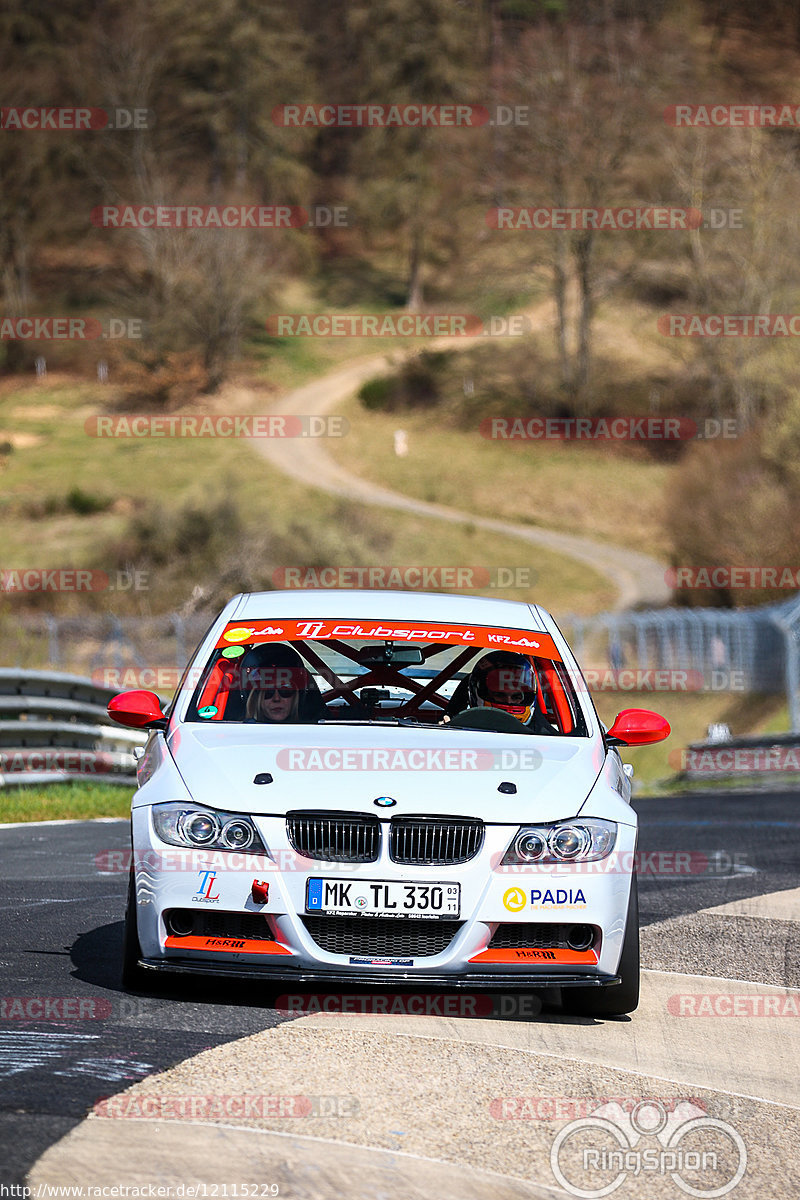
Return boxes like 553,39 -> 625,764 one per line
251,879 -> 269,904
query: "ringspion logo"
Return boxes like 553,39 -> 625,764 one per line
550,1099 -> 746,1197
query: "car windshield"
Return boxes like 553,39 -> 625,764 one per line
184,617 -> 588,736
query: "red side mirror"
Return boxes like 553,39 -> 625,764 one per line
108,690 -> 167,729
606,708 -> 670,746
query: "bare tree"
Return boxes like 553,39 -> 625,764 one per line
666,127 -> 800,428
494,12 -> 653,410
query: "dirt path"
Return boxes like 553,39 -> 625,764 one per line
249,319 -> 671,611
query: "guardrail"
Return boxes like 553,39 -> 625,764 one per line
0,670 -> 147,788
678,730 -> 800,784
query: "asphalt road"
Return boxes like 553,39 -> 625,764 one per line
0,819 -> 300,1188
1,791 -> 798,1190
631,790 -> 800,926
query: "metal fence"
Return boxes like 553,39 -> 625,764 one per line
2,596 -> 800,730
565,594 -> 800,730
0,669 -> 145,786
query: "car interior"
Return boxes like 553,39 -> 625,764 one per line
186,638 -> 588,736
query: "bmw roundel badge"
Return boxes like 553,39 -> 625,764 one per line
374,796 -> 397,808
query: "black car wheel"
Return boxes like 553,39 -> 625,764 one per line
563,874 -> 640,1017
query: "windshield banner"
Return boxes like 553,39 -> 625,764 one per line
217,620 -> 562,659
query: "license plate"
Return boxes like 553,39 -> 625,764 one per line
306,878 -> 460,919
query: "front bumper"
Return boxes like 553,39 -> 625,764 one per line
135,955 -> 622,989
131,807 -> 637,982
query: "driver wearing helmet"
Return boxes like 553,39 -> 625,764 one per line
240,643 -> 322,723
456,650 -> 555,733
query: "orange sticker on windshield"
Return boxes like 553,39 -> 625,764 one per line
215,620 -> 561,660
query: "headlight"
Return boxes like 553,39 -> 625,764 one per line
152,802 -> 267,853
502,818 -> 617,865
179,811 -> 220,845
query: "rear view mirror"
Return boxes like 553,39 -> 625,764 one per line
357,643 -> 425,667
606,708 -> 670,746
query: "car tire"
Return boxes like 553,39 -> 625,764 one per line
563,874 -> 640,1017
121,866 -> 150,992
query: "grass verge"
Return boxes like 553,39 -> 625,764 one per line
0,782 -> 132,823
326,381 -> 673,561
593,690 -> 791,794
0,373 -> 616,620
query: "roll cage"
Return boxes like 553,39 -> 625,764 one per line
186,636 -> 587,736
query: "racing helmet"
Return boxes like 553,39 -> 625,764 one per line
239,643 -> 310,721
467,651 -> 538,726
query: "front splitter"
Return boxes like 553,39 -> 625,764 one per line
136,956 -> 621,989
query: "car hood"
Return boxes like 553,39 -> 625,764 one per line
168,722 -> 605,823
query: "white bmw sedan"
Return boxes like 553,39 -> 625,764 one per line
109,590 -> 669,1015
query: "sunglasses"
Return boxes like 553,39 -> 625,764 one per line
487,687 -> 537,705
262,686 -> 297,699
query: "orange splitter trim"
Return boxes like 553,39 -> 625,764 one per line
165,935 -> 293,955
469,947 -> 599,965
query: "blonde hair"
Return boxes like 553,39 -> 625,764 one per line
246,686 -> 300,722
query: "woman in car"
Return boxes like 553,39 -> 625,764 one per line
240,643 -> 323,723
